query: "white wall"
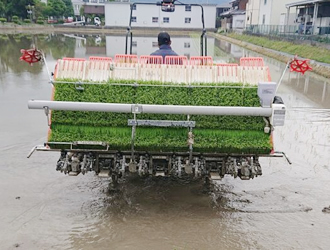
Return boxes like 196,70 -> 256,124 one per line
246,0 -> 260,26
105,3 -> 216,29
105,35 -> 215,59
258,0 -> 272,25
281,13 -> 296,26
259,0 -> 295,25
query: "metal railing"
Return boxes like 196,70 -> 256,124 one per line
244,24 -> 330,43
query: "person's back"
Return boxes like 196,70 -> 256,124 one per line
151,32 -> 178,60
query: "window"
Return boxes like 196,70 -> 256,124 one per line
152,41 -> 159,47
264,0 -> 267,4
184,42 -> 190,48
185,17 -> 191,23
163,17 -> 169,23
131,16 -> 137,22
91,0 -> 97,3
262,14 -> 265,24
152,17 -> 158,23
185,5 -> 191,11
132,41 -> 137,47
99,0 -> 105,3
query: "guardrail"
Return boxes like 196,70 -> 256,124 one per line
245,24 -> 330,43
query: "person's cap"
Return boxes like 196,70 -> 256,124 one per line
158,32 -> 171,45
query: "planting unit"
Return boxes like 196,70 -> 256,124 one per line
28,55 -> 287,183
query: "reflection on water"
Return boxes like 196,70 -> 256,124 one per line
1,33 -> 328,108
216,39 -> 330,109
68,177 -> 254,250
0,33 -> 329,250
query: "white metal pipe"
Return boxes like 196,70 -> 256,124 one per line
28,100 -> 131,113
28,100 -> 272,117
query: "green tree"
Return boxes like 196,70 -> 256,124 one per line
0,1 -> 5,18
62,0 -> 74,17
79,5 -> 84,16
4,0 -> 35,20
34,0 -> 47,20
0,0 -> 38,20
47,0 -> 66,18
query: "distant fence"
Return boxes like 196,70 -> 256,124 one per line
245,25 -> 330,43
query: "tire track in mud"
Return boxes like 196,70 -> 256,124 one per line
210,182 -> 314,214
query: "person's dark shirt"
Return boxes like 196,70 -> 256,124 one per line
150,44 -> 178,60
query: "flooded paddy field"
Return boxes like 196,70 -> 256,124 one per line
0,33 -> 329,250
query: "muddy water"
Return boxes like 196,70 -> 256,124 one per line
0,34 -> 329,250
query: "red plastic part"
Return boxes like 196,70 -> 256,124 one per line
290,58 -> 312,74
190,56 -> 213,66
60,58 -> 85,72
140,55 -> 163,64
89,56 -> 112,62
266,66 -> 272,81
19,49 -> 43,65
114,54 -> 138,63
62,57 -> 86,61
240,57 -> 264,67
164,56 -> 188,65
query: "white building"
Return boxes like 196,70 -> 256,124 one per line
104,2 -> 217,30
219,0 -> 247,32
258,0 -> 295,25
72,0 -> 84,16
245,0 -> 260,26
286,0 -> 330,35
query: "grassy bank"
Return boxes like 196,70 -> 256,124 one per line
211,32 -> 330,79
227,33 -> 330,64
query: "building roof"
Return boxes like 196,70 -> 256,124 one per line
286,0 -> 330,8
216,3 -> 231,8
220,9 -> 245,17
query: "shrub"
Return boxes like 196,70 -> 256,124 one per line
12,15 -> 19,24
37,20 -> 44,24
24,19 -> 31,23
0,17 -> 6,23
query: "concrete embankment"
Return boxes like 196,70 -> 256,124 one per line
209,33 -> 330,79
2,23 -> 330,78
0,23 -> 203,36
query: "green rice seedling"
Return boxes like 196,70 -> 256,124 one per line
50,79 -> 270,153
